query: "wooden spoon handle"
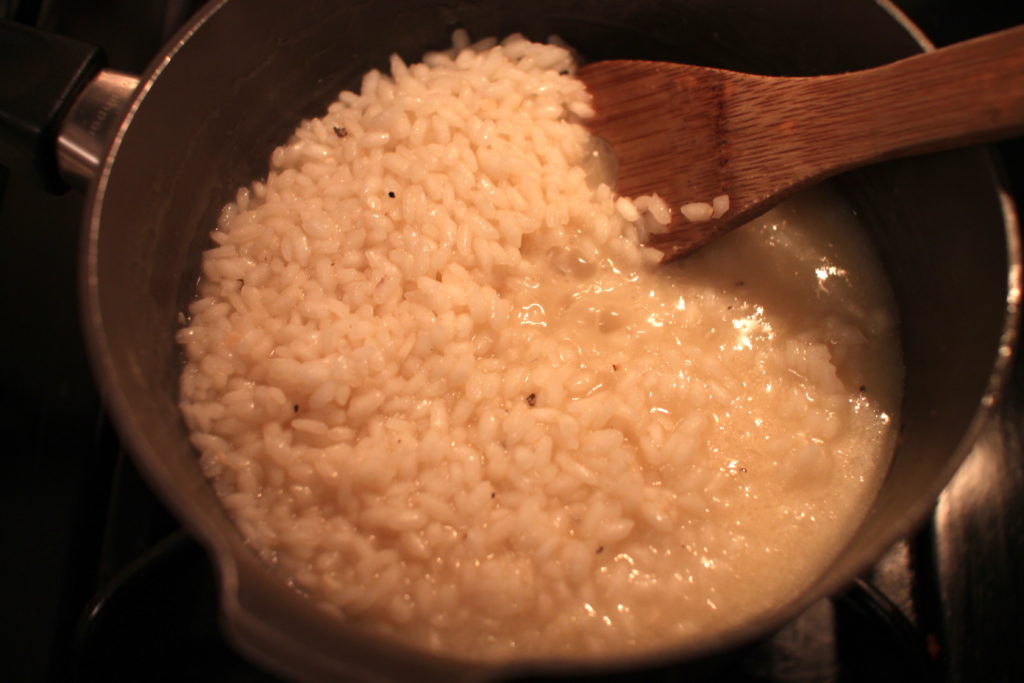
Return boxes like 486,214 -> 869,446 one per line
786,24 -> 1024,177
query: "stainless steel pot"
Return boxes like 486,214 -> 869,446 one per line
3,0 -> 1019,680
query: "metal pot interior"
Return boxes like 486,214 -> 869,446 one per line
81,0 -> 1019,680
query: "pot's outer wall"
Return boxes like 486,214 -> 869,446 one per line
81,0 -> 1018,680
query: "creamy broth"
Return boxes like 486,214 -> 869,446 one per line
501,184 -> 902,649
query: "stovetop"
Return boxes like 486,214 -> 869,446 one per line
1,1 -> 1022,681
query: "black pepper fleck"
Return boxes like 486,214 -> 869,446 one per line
526,393 -> 537,407
333,126 -> 348,137
736,280 -> 745,286
612,364 -> 619,371
293,404 -> 300,413
491,492 -> 496,498
596,546 -> 604,554
388,191 -> 396,198
559,69 -> 570,75
859,385 -> 867,392
727,305 -> 733,310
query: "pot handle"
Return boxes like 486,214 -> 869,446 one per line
0,20 -> 139,193
0,19 -> 103,192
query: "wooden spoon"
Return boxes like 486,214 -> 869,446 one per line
578,25 -> 1024,260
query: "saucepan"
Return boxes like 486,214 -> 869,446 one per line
1,0 -> 1018,680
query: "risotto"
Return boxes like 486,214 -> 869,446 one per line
177,32 -> 903,659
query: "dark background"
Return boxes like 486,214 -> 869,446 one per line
1,1 -> 1021,681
